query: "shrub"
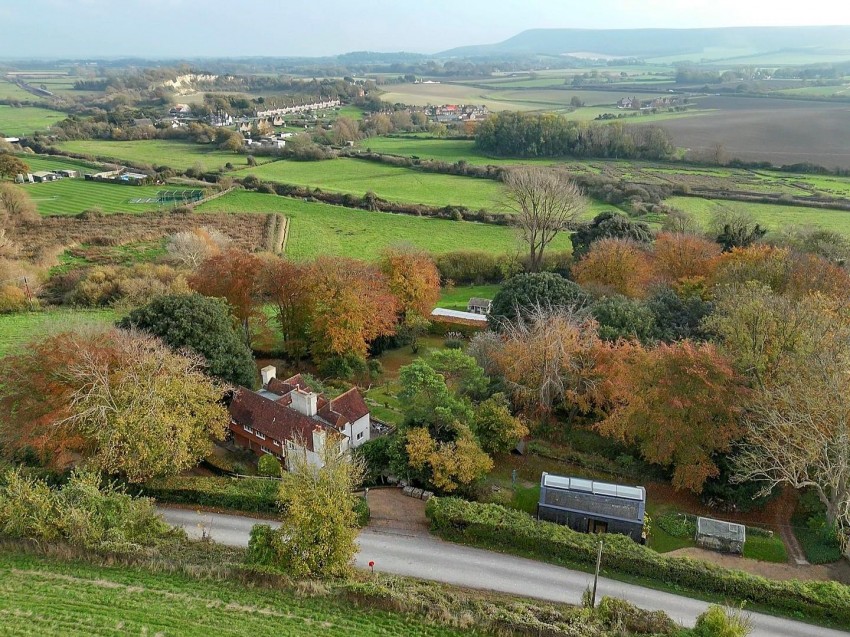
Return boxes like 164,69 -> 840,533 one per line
0,469 -> 179,551
257,454 -> 282,478
0,284 -> 28,313
596,597 -> 676,635
139,476 -> 280,514
693,605 -> 752,637
246,523 -> 278,566
426,497 -> 850,625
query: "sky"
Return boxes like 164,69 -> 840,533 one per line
2,0 -> 850,59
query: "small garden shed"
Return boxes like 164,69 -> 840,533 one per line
537,472 -> 646,542
696,516 -> 745,554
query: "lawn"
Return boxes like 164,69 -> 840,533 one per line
0,80 -> 44,101
25,179 -> 181,215
358,137 -> 557,166
437,284 -> 501,311
237,157 -> 510,211
55,139 -> 259,172
0,551 -> 463,637
0,309 -> 119,357
13,154 -> 103,174
665,196 -> 850,237
0,106 -> 66,136
197,191 -> 573,260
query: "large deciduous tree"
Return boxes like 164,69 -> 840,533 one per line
0,154 -> 29,180
572,238 -> 654,298
0,327 -> 228,481
653,232 -> 721,287
307,257 -> 398,360
264,436 -> 364,577
596,340 -> 745,493
188,249 -> 264,347
119,293 -> 256,387
492,305 -> 604,417
570,211 -> 653,257
472,393 -> 528,454
261,257 -> 312,359
501,167 -> 587,272
379,246 -> 441,318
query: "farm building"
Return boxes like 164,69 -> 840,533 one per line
466,297 -> 492,315
55,169 -> 79,178
696,517 -> 745,554
30,171 -> 59,183
537,472 -> 646,542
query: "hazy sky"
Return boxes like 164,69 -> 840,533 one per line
2,0 -> 850,58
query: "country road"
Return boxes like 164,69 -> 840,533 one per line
158,507 -> 846,637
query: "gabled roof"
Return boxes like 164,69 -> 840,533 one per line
228,387 -> 319,451
330,387 -> 369,424
468,297 -> 492,307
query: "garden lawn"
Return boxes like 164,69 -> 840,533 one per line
237,157 -> 509,211
197,191 -> 574,260
0,106 -> 65,136
55,139 -> 259,172
743,534 -> 788,563
26,179 -> 178,215
0,551 -> 462,637
437,284 -> 501,311
0,309 -> 118,357
666,196 -> 850,237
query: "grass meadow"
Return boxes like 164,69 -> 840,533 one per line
197,190 -> 574,260
437,284 -> 501,311
0,551 -> 463,637
26,179 -> 180,215
0,309 -> 118,357
15,154 -> 103,174
55,140 -> 258,172
0,106 -> 66,136
237,158 -> 510,211
0,80 -> 43,101
666,196 -> 850,237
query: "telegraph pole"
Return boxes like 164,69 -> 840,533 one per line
591,539 -> 603,607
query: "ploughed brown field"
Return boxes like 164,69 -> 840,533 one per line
661,96 -> 850,168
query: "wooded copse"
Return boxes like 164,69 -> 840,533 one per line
475,111 -> 676,159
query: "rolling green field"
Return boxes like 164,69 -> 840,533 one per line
0,309 -> 118,357
666,196 -> 850,236
0,80 -> 43,101
55,140 -> 257,172
358,137 -> 557,165
13,154 -> 103,174
0,106 -> 65,136
238,157 -> 510,210
26,179 -> 183,215
197,190 -> 573,259
0,552 -> 463,637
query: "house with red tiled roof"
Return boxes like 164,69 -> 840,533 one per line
227,366 -> 371,469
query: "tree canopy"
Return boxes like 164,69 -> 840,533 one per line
488,272 -> 589,329
119,293 -> 257,388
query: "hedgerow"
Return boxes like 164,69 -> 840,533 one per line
426,497 -> 850,626
138,476 -> 280,514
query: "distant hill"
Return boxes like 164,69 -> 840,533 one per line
439,26 -> 850,61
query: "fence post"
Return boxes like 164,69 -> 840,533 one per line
591,539 -> 603,608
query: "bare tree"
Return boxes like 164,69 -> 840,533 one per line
502,167 -> 587,272
166,227 -> 231,268
734,342 -> 850,547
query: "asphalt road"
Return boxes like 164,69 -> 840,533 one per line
158,507 -> 845,637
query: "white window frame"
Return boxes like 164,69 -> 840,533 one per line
243,424 -> 254,434
356,431 -> 364,440
272,439 -> 280,447
255,431 -> 266,441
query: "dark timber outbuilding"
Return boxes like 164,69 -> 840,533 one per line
537,472 -> 646,542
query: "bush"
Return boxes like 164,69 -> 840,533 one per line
693,605 -> 752,637
0,469 -> 179,551
596,597 -> 676,635
797,514 -> 843,565
139,476 -> 280,514
246,523 -> 278,566
257,454 -> 282,478
354,496 -> 370,527
426,497 -> 850,625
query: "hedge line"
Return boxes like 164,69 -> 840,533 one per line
426,497 -> 850,627
137,476 -> 279,514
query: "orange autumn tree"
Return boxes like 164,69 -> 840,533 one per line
189,249 -> 264,347
572,238 -> 654,298
379,246 -> 441,318
596,340 -> 745,493
653,232 -> 721,289
261,257 -> 312,359
308,257 -> 398,360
